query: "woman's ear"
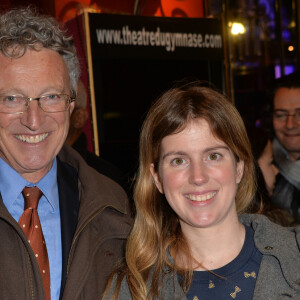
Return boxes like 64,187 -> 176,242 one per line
236,160 -> 244,184
150,163 -> 164,194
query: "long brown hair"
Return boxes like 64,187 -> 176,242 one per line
103,83 -> 256,300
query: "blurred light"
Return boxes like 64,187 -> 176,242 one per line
255,120 -> 262,128
282,29 -> 291,42
288,45 -> 294,51
274,64 -> 295,79
231,22 -> 246,35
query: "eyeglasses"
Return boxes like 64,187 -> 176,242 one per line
273,110 -> 300,123
0,94 -> 76,114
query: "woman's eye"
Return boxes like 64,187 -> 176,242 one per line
172,158 -> 186,166
208,153 -> 221,161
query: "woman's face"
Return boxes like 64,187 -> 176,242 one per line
150,119 -> 244,234
257,140 -> 279,196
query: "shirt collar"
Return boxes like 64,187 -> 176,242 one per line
35,158 -> 58,212
0,158 -> 58,212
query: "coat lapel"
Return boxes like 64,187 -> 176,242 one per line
57,158 -> 79,299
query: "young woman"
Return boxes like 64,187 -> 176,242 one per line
103,84 -> 300,300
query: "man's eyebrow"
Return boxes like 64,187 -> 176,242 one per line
0,86 -> 66,95
274,108 -> 300,112
0,88 -> 24,94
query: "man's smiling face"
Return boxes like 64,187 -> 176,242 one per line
0,48 -> 74,182
273,87 -> 300,161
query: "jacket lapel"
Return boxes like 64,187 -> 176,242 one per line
57,158 -> 79,299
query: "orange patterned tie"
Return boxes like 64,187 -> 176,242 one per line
19,187 -> 50,300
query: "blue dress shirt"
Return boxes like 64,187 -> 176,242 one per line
0,158 -> 62,300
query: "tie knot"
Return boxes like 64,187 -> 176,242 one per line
22,186 -> 43,209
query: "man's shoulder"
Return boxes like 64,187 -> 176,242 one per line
85,151 -> 127,190
58,144 -> 130,214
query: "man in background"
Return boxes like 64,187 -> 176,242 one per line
271,71 -> 300,221
0,7 -> 131,300
66,80 -> 128,190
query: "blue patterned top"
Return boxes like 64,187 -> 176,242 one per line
182,225 -> 262,300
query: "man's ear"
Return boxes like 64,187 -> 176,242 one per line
72,108 -> 89,129
150,163 -> 164,194
70,100 -> 75,114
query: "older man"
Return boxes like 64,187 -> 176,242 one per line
0,7 -> 131,300
271,72 -> 300,221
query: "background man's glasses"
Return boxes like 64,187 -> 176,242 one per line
0,94 -> 76,114
273,110 -> 300,123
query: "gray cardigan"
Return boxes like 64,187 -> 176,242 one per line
106,214 -> 300,299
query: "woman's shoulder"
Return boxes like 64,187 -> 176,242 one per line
103,273 -> 132,300
103,268 -> 185,300
240,213 -> 298,237
240,213 -> 300,264
240,214 -> 300,294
